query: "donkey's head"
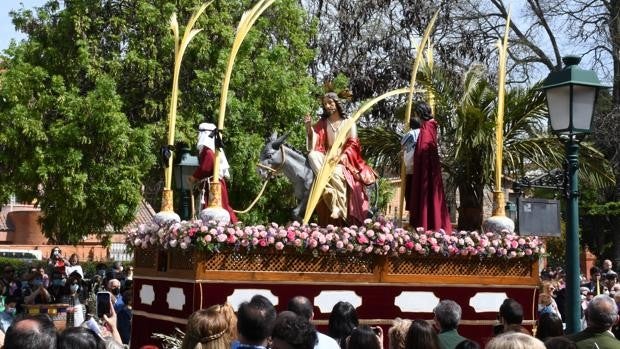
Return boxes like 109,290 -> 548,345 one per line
257,132 -> 289,178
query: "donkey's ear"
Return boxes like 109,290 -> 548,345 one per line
271,132 -> 290,149
269,131 -> 278,142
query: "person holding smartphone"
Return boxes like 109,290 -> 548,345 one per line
23,272 -> 52,305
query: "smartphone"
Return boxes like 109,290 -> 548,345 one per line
96,291 -> 111,318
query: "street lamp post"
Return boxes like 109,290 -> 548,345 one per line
173,145 -> 199,221
541,55 -> 605,334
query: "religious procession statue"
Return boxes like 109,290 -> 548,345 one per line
403,101 -> 452,233
188,122 -> 238,224
303,92 -> 376,226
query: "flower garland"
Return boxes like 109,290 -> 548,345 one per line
127,217 -> 545,260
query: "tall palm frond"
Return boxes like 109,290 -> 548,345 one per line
358,126 -> 402,175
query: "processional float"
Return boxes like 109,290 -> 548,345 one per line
132,4 -> 540,348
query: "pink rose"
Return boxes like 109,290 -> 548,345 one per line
287,231 -> 296,241
275,242 -> 284,250
405,241 -> 414,250
357,235 -> 369,244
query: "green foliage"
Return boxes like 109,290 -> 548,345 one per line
585,202 -> 620,216
0,0 -> 318,240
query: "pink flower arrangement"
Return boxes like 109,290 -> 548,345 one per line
126,217 -> 545,259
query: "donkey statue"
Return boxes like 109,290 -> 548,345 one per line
257,132 -> 314,220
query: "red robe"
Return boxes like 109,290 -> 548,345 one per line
406,119 -> 452,233
313,119 -> 370,225
192,147 -> 238,224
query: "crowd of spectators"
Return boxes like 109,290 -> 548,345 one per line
3,253 -> 620,349
174,288 -> 619,349
0,247 -> 133,348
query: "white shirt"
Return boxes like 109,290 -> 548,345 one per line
316,332 -> 340,349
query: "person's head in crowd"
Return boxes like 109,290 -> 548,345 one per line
433,299 -> 462,332
271,311 -> 317,349
50,247 -> 62,261
64,275 -> 82,296
122,289 -> 133,308
181,303 -> 236,349
388,318 -> 411,349
68,253 -> 80,266
584,294 -> 619,332
112,261 -> 124,273
590,266 -> 602,281
4,314 -> 57,349
287,296 -> 314,320
346,325 -> 381,349
328,301 -> 359,347
586,291 -> 595,301
454,339 -> 480,349
107,279 -> 122,297
58,326 -> 106,349
96,263 -> 107,278
541,281 -> 556,296
404,319 -> 440,349
237,296 -> 276,346
604,272 -> 618,294
485,332 -> 545,349
499,298 -> 524,326
543,336 -> 577,349
534,312 -> 563,341
3,265 -> 15,281
602,259 -> 613,272
4,295 -> 18,316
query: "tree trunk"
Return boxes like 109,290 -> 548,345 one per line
457,184 -> 484,231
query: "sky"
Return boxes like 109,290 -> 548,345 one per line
0,0 -> 47,51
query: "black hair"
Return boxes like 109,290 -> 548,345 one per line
404,319 -> 440,349
287,296 -> 313,320
237,296 -> 277,343
4,314 -> 58,349
58,326 -> 106,349
346,325 -> 381,349
499,298 -> 524,325
535,312 -> 563,341
272,312 -> 317,349
409,117 -> 421,130
328,301 -> 359,347
414,102 -> 433,121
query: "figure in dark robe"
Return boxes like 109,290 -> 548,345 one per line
188,123 -> 238,224
405,102 -> 452,233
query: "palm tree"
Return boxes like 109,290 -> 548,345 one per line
360,64 -> 614,231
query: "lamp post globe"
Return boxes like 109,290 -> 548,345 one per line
541,55 -> 605,334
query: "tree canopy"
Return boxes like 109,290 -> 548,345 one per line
0,0 -> 317,242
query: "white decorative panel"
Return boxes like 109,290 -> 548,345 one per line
314,291 -> 362,313
469,292 -> 508,313
166,287 -> 186,311
139,284 -> 155,306
227,289 -> 279,311
394,291 -> 439,313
